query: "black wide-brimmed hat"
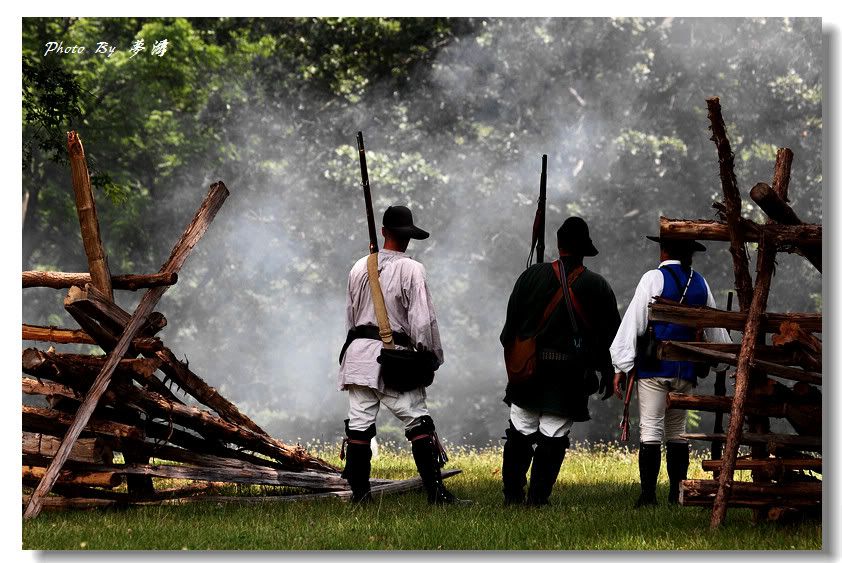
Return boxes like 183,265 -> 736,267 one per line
557,216 -> 599,257
383,205 -> 429,240
646,235 -> 706,252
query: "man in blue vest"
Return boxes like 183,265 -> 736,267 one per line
609,235 -> 731,507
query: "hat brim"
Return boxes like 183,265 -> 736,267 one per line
646,235 -> 706,252
581,241 -> 599,257
386,225 -> 429,240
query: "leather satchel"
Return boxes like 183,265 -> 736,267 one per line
504,262 -> 583,385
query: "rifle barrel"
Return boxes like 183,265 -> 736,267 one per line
356,131 -> 379,254
536,154 -> 547,263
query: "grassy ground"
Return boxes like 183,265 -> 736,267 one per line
23,442 -> 821,550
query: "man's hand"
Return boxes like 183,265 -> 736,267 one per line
613,371 -> 627,399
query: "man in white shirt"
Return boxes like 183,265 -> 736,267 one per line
610,236 -> 731,507
338,205 -> 458,504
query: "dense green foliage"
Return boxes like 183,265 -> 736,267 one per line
22,18 -> 822,445
22,445 -> 821,550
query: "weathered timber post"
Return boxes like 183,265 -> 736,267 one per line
710,234 -> 777,528
67,131 -> 113,301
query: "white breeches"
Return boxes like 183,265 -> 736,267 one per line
637,377 -> 694,444
509,404 -> 574,438
346,384 -> 430,433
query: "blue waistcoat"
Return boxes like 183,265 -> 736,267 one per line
637,263 -> 709,383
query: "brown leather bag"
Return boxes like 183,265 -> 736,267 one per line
504,262 -> 584,385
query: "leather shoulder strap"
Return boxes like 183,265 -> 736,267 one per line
366,253 -> 395,348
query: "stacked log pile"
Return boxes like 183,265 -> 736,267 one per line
654,99 -> 821,527
22,132 -> 457,518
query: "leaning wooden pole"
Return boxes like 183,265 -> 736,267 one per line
67,131 -> 113,302
710,234 -> 777,528
24,182 -> 229,520
706,97 -> 753,311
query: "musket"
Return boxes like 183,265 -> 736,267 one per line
710,290 -> 734,477
356,131 -> 379,254
619,368 -> 637,442
527,154 -> 548,266
355,131 -> 393,348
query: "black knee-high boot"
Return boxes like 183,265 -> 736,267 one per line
636,442 -> 661,508
407,416 -> 459,505
526,434 -> 569,506
502,422 -> 536,505
341,419 -> 376,503
666,441 -> 690,504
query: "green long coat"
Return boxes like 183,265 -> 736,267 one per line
500,258 -> 621,421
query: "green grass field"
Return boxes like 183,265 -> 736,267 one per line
22,443 -> 822,551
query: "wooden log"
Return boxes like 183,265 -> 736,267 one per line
772,148 -> 794,202
667,391 -> 820,437
773,321 -> 822,367
705,97 -> 754,311
681,479 -> 821,509
22,432 -> 111,464
161,469 -> 463,505
667,392 -> 784,418
23,465 -> 121,488
23,271 -> 178,291
28,371 -> 332,472
658,342 -> 822,385
700,458 -> 821,474
750,182 -> 802,225
65,284 -> 168,338
25,182 -> 229,520
27,459 -> 356,491
658,217 -> 821,247
649,298 -> 821,333
67,131 -> 113,301
22,323 -> 163,352
684,479 -> 821,497
22,405 -> 143,441
749,182 -> 821,272
711,235 -> 778,528
23,347 -> 161,381
22,471 -> 461,510
64,281 -> 273,440
658,341 -> 805,366
680,432 -> 821,452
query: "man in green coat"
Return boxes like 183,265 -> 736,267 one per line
499,217 -> 621,505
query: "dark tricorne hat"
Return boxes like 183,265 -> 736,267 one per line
646,235 -> 707,253
557,216 -> 598,257
382,205 -> 429,240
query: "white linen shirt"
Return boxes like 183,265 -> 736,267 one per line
609,260 -> 732,374
338,249 -> 444,396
